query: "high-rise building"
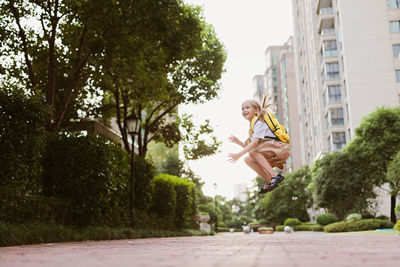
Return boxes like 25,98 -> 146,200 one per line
292,0 -> 400,166
291,0 -> 400,216
233,183 -> 248,202
252,38 -> 303,172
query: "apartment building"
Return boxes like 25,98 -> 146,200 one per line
252,38 -> 302,172
292,0 -> 400,166
291,0 -> 400,216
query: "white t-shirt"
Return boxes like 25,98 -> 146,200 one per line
251,119 -> 276,140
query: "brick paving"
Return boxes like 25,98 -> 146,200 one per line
0,232 -> 399,267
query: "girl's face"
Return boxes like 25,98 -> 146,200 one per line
242,102 -> 259,121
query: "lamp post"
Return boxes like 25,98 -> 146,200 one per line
292,196 -> 298,231
214,182 -> 218,232
126,114 -> 139,227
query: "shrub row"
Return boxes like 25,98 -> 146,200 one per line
0,222 -> 209,247
316,213 -> 339,226
275,223 -> 324,232
151,174 -> 196,229
324,219 -> 394,233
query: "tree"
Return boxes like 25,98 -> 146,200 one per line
98,3 -> 226,158
254,166 -> 312,224
0,0 -> 123,131
310,151 -> 375,220
387,151 -> 400,199
345,106 -> 400,222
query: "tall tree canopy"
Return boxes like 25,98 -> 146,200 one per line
345,106 -> 400,222
97,3 -> 226,158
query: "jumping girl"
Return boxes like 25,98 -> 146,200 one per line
228,95 -> 291,194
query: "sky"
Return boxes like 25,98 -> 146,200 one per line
180,0 -> 294,199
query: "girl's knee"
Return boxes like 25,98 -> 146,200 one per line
244,156 -> 253,164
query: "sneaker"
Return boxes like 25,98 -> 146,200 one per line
267,174 -> 285,191
258,183 -> 271,194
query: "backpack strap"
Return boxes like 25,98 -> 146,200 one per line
249,116 -> 258,137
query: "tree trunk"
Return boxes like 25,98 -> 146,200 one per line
390,195 -> 397,223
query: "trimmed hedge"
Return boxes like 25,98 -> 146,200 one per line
151,174 -> 195,229
324,219 -> 394,233
284,218 -> 302,226
316,213 -> 339,226
275,223 -> 323,232
394,220 -> 400,231
0,222 -> 210,247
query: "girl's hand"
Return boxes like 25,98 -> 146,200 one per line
229,135 -> 241,145
228,152 -> 242,163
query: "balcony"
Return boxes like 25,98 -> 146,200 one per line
321,28 -> 335,36
316,0 -> 333,14
318,15 -> 334,34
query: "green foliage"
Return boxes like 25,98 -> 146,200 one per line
284,218 -> 302,227
394,220 -> 400,231
0,88 -> 46,222
387,150 -> 400,196
0,222 -> 210,247
151,175 -> 177,225
293,224 -> 323,231
324,219 -> 394,233
160,153 -> 185,177
254,166 -> 312,225
316,213 -> 339,226
275,223 -> 324,232
311,151 -> 375,219
42,134 -> 130,226
345,106 -> 400,222
345,213 -> 362,222
395,204 -> 400,217
258,219 -> 268,225
151,174 -> 195,229
133,157 -> 155,213
375,215 -> 389,220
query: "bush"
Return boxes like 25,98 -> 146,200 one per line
275,223 -> 323,232
294,224 -> 324,232
316,213 -> 339,226
0,222 -> 210,247
258,219 -> 268,225
218,221 -> 227,228
394,220 -> 400,231
345,213 -> 362,222
375,215 -> 389,220
151,174 -> 195,229
0,88 -> 46,223
324,219 -> 394,233
284,218 -> 302,227
395,204 -> 400,217
42,134 -> 131,226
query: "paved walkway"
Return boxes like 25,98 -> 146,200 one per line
0,232 -> 399,267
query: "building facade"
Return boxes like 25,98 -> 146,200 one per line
292,0 -> 400,166
252,39 -> 303,172
291,0 -> 400,216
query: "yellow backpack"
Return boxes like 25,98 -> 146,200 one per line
249,114 -> 290,143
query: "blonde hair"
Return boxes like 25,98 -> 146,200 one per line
243,92 -> 276,119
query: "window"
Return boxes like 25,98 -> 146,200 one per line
390,21 -> 400,33
327,85 -> 342,103
328,108 -> 344,126
332,132 -> 346,150
272,68 -> 277,76
388,0 -> 400,8
393,45 -> 400,58
273,86 -> 278,93
325,62 -> 340,80
273,77 -> 277,83
323,40 -> 338,57
396,70 -> 400,82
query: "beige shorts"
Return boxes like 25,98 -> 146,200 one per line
252,139 -> 291,169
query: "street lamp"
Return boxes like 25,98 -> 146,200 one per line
292,196 -> 298,231
214,182 -> 218,232
126,114 -> 139,227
